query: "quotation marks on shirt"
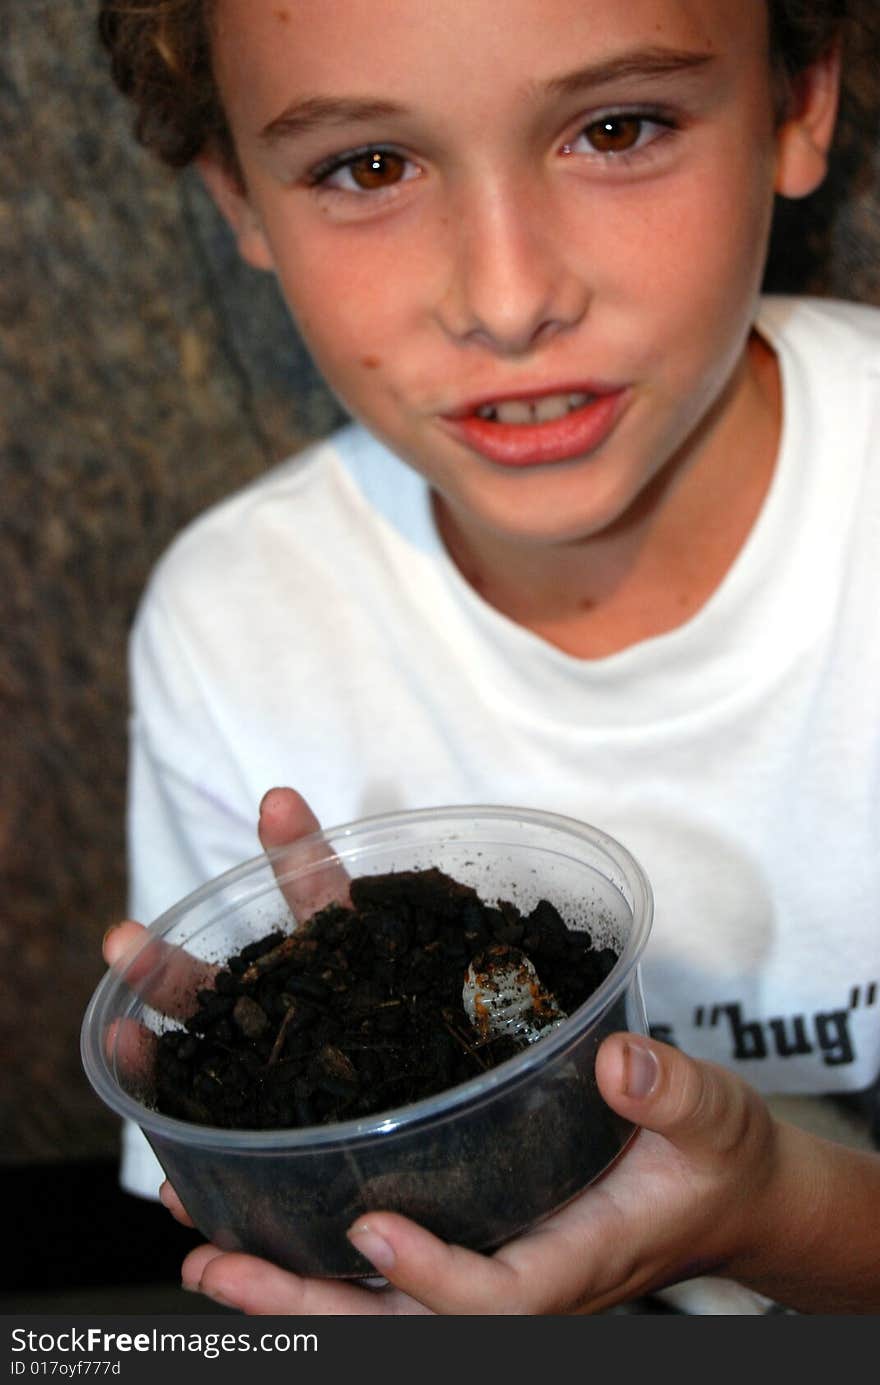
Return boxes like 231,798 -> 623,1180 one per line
692,981 -> 878,1067
848,982 -> 877,1010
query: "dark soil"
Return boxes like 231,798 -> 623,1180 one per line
153,867 -> 619,1131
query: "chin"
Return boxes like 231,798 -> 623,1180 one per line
474,488 -> 636,546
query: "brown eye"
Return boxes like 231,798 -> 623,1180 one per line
584,116 -> 643,154
348,150 -> 407,189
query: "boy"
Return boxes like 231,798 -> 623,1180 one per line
99,0 -> 880,1312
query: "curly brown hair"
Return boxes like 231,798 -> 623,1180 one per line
98,0 -> 228,167
97,0 -> 849,171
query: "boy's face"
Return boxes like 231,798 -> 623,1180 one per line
206,0 -> 835,549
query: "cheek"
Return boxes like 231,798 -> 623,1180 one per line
612,163 -> 775,366
266,244 -> 422,430
636,179 -> 769,296
255,182 -> 446,353
273,243 -> 412,371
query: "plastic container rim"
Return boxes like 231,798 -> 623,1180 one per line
81,802 -> 653,1151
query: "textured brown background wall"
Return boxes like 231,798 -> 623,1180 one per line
1,0 -> 344,1166
1,2 -> 879,1168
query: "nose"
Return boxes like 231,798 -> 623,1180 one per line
434,179 -> 589,355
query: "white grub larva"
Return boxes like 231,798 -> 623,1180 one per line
463,944 -> 567,1048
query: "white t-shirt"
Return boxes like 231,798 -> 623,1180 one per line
122,295 -> 880,1199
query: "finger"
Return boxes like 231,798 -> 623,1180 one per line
258,787 -> 351,919
99,794 -> 343,1084
101,790 -> 338,1020
103,921 -> 148,970
102,920 -> 216,1021
159,1180 -> 196,1227
107,1015 -> 158,1090
257,787 -> 322,851
595,1033 -> 771,1165
101,923 -> 217,1095
181,1244 -> 410,1316
346,1213 -> 525,1314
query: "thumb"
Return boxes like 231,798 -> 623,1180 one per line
595,1033 -> 768,1163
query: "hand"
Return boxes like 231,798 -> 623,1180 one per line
174,1033 -> 789,1315
104,788 -> 782,1314
109,788 -> 880,1314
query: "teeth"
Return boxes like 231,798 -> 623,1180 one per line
496,399 -> 534,424
476,392 -> 593,425
532,395 -> 570,423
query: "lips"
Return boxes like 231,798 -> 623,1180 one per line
440,384 -> 629,467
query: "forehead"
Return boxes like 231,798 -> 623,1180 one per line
210,0 -> 770,124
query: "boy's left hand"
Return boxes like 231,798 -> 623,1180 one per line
174,1033 -> 788,1315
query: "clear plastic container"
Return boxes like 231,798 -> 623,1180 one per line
81,805 -> 653,1277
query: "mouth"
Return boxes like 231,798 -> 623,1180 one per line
440,384 -> 629,467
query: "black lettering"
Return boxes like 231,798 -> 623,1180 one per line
722,1003 -> 767,1060
814,1009 -> 854,1066
768,1014 -> 813,1058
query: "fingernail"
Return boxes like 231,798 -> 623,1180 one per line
102,924 -> 119,948
182,1279 -> 233,1308
347,1223 -> 396,1273
202,1287 -> 235,1308
624,1040 -> 659,1098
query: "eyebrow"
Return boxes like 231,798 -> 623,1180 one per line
260,97 -> 406,145
542,45 -> 717,100
259,45 -> 717,145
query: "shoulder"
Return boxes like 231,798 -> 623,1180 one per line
140,424 -> 398,602
758,294 -> 880,373
154,422 -> 366,566
132,421 -> 434,645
